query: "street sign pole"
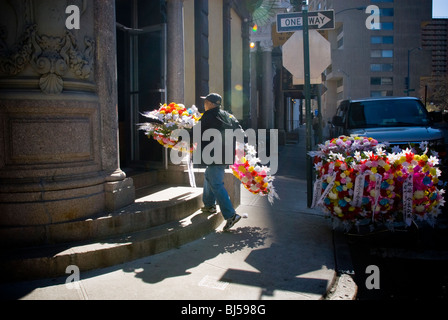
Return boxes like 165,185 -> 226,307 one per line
302,1 -> 313,208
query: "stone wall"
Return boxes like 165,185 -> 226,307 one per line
0,0 -> 134,235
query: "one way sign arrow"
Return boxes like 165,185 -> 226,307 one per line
309,12 -> 331,29
277,10 -> 335,33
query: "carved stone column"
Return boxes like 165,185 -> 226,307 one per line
259,39 -> 275,129
250,45 -> 258,130
166,0 -> 184,103
274,56 -> 286,145
0,0 -> 134,242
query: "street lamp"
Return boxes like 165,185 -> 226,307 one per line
407,46 -> 422,96
335,6 -> 367,15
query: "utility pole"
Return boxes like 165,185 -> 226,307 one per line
302,0 -> 313,208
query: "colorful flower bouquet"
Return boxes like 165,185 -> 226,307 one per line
139,103 -> 201,153
309,136 -> 445,231
139,103 -> 278,203
230,142 -> 279,204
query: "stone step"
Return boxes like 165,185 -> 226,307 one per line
126,170 -> 159,192
0,168 -> 239,282
0,209 -> 224,282
0,185 -> 203,248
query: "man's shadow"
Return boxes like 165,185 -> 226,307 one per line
125,226 -> 271,284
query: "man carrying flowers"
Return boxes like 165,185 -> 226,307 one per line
194,93 -> 242,231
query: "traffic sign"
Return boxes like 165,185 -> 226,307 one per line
276,10 -> 334,33
282,30 -> 331,82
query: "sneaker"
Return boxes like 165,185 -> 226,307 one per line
201,205 -> 217,214
223,214 -> 241,231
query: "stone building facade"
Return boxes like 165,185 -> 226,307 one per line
0,0 -> 255,247
0,0 -> 135,246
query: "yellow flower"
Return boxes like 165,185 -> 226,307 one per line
414,190 -> 425,199
415,205 -> 425,213
255,176 -> 264,183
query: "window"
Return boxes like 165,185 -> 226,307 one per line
383,36 -> 394,44
336,79 -> 344,88
371,50 -> 393,58
379,22 -> 394,30
371,64 -> 393,72
382,50 -> 393,58
348,98 -> 430,129
371,77 -> 394,85
371,36 -> 394,44
380,8 -> 394,16
370,90 -> 394,97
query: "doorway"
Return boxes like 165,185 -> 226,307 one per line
116,0 -> 167,169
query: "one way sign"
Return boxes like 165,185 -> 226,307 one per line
277,10 -> 334,33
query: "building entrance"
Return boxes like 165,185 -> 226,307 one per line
115,0 -> 167,169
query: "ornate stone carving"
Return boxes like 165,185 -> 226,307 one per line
0,23 -> 95,95
0,24 -> 34,76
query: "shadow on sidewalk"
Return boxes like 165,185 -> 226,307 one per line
220,242 -> 330,299
126,226 -> 271,284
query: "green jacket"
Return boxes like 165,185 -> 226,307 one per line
195,107 -> 241,166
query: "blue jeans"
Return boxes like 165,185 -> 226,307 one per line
203,165 -> 235,220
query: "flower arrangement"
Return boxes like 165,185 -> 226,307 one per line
139,103 -> 201,152
139,103 -> 279,203
230,143 -> 279,204
310,136 -> 445,231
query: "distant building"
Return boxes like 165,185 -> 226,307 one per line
308,0 -> 434,125
422,19 -> 448,76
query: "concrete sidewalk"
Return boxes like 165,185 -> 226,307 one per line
0,127 -> 348,300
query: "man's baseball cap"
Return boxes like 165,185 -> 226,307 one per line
201,93 -> 222,106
